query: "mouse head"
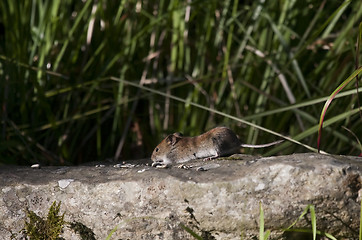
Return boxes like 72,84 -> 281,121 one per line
151,132 -> 183,167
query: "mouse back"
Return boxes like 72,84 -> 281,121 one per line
209,127 -> 241,156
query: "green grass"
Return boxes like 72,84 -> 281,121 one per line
0,0 -> 361,165
259,203 -> 271,240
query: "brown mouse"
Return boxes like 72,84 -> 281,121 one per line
151,126 -> 283,167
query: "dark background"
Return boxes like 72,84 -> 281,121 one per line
0,0 -> 361,165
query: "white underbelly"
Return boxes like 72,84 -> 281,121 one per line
195,148 -> 218,159
176,149 -> 219,163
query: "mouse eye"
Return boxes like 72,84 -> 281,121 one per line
155,147 -> 159,152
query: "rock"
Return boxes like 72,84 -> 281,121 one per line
0,153 -> 361,239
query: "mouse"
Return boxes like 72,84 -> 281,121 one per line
151,126 -> 283,168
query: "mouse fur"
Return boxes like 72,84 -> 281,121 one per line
151,127 -> 253,167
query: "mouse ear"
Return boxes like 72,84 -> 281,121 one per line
165,134 -> 181,146
174,132 -> 183,137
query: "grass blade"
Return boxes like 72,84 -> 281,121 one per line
259,203 -> 265,240
309,205 -> 316,240
105,225 -> 118,240
180,223 -> 203,240
317,67 -> 362,152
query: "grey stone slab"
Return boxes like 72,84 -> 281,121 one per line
0,153 -> 361,239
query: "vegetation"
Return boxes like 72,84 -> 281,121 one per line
22,201 -> 346,240
21,201 -> 96,240
23,201 -> 65,240
182,204 -> 343,240
0,0 -> 361,165
68,221 -> 96,240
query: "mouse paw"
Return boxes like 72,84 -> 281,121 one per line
152,162 -> 168,168
177,164 -> 191,169
203,155 -> 217,161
